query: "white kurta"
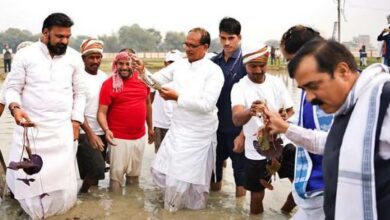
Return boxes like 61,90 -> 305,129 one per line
151,57 -> 224,210
5,41 -> 86,218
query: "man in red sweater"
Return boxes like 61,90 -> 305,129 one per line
97,52 -> 153,193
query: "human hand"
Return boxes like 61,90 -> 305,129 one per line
12,108 -> 35,127
131,56 -> 145,74
262,107 -> 289,134
159,87 -> 178,101
105,130 -> 116,146
278,108 -> 288,121
147,127 -> 154,144
87,133 -> 105,151
249,100 -> 266,117
232,132 -> 245,153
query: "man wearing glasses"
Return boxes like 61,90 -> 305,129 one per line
210,17 -> 247,197
150,27 -> 224,211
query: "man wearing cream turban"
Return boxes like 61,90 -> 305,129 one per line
231,45 -> 295,214
76,38 -> 108,193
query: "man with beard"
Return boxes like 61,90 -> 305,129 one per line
5,13 -> 86,219
210,17 -> 247,197
150,27 -> 224,211
97,52 -> 153,193
264,40 -> 390,219
231,45 -> 295,214
76,38 -> 107,193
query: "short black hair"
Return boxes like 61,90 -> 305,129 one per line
219,17 -> 241,35
189,27 -> 210,46
288,39 -> 358,78
280,25 -> 322,55
120,48 -> 136,54
42,13 -> 74,32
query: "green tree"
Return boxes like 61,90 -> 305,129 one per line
208,38 -> 222,53
0,28 -> 36,51
118,24 -> 162,52
69,35 -> 90,51
161,31 -> 185,52
98,34 -> 121,52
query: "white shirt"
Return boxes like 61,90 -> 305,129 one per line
81,69 -> 107,135
6,41 -> 86,126
231,74 -> 294,160
151,57 -> 224,185
152,82 -> 174,129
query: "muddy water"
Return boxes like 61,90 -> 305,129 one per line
0,73 -> 300,220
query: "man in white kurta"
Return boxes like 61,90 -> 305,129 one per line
150,28 -> 224,211
5,13 -> 85,219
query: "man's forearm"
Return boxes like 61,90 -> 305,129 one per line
233,109 -> 252,127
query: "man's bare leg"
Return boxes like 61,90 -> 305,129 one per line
125,176 -> 139,185
110,180 -> 122,193
250,191 -> 265,214
210,181 -> 222,191
79,176 -> 97,194
236,186 -> 246,197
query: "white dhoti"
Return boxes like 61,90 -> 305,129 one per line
151,128 -> 216,212
6,123 -> 78,219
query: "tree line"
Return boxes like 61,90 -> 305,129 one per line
0,24 -> 222,53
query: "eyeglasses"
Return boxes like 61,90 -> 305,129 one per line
182,42 -> 203,49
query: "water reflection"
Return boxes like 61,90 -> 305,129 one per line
0,72 -> 300,220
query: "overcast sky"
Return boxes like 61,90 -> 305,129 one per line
1,0 -> 389,47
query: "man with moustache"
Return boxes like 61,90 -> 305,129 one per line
231,45 -> 294,214
76,38 -> 108,193
210,17 -> 247,197
97,52 -> 153,193
264,39 -> 390,219
150,27 -> 224,211
279,25 -> 333,219
5,13 -> 86,219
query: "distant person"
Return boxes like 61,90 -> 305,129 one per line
0,41 -> 33,117
76,38 -> 108,193
97,51 -> 153,193
377,14 -> 390,66
5,13 -> 86,219
2,44 -> 12,73
151,27 -> 224,211
359,45 -> 368,67
270,46 -> 276,65
210,17 -> 247,198
152,49 -> 182,153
